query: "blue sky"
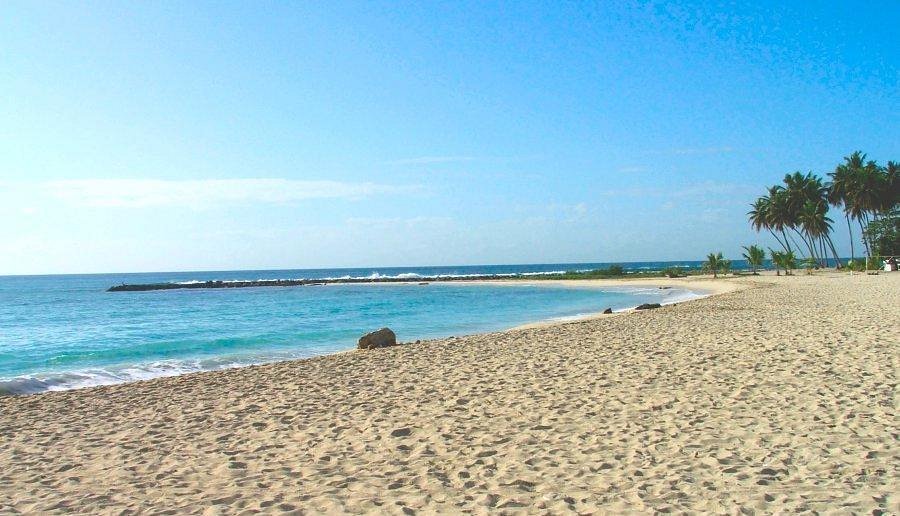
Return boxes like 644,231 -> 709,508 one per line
1,1 -> 897,274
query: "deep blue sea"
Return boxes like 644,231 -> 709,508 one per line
0,261 -> 715,394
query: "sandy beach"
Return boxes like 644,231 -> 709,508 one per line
0,272 -> 897,514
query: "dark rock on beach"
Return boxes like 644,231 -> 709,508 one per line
602,308 -> 613,314
635,303 -> 662,310
358,328 -> 397,350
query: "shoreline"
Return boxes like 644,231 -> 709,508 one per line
494,275 -> 745,329
1,272 -> 896,512
2,276 -> 735,396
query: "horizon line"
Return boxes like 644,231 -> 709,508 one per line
0,257 -> 771,278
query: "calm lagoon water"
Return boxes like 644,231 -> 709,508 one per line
0,263 -> 706,394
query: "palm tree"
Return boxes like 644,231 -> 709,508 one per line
751,152 -> 896,270
782,171 -> 839,264
783,249 -> 797,274
883,161 -> 899,213
828,153 -> 861,262
836,154 -> 890,260
770,249 -> 784,276
748,197 -> 789,253
767,186 -> 796,253
798,199 -> 840,267
770,249 -> 797,276
781,173 -> 811,257
720,259 -> 732,275
702,252 -> 724,278
827,152 -> 900,264
742,245 -> 765,274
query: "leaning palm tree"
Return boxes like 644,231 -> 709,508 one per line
702,252 -> 724,278
748,197 -> 789,253
783,171 -> 834,262
828,154 -> 860,261
742,245 -> 765,274
841,157 -> 887,259
773,185 -> 811,256
766,186 -> 797,254
798,199 -> 840,267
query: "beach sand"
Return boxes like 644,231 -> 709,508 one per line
1,272 -> 897,514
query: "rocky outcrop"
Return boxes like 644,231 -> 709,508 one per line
109,274 -> 533,292
602,308 -> 613,314
358,328 -> 397,350
635,303 -> 662,310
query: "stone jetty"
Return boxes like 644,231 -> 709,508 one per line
107,274 -> 534,292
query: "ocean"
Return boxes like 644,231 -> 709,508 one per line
0,261 -> 715,394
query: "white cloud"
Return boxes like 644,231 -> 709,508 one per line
42,178 -> 418,208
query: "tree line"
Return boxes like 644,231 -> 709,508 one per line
748,151 -> 898,268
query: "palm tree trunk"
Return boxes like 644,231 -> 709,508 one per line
791,227 -> 814,259
786,229 -> 805,257
826,235 -> 842,268
768,229 -> 789,253
819,238 -> 828,267
858,218 -> 870,258
845,213 -> 854,262
811,233 -> 823,266
781,229 -> 793,253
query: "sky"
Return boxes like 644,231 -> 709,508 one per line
1,1 -> 898,275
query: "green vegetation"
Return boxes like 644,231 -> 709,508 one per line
662,266 -> 685,278
552,265 -> 626,279
846,258 -> 866,272
749,151 -> 898,269
863,207 -> 899,258
802,256 -> 817,274
769,249 -> 797,276
518,264 -> 703,281
741,245 -> 765,274
701,252 -> 728,278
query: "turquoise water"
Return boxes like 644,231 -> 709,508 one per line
0,265 -> 704,394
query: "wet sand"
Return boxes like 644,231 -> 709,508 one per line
0,272 -> 897,514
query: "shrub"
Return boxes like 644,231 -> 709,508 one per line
662,266 -> 684,278
803,257 -> 817,274
606,264 -> 625,276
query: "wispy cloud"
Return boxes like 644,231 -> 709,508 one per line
344,216 -> 454,228
599,181 -> 755,198
386,156 -> 478,166
43,179 -> 419,208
